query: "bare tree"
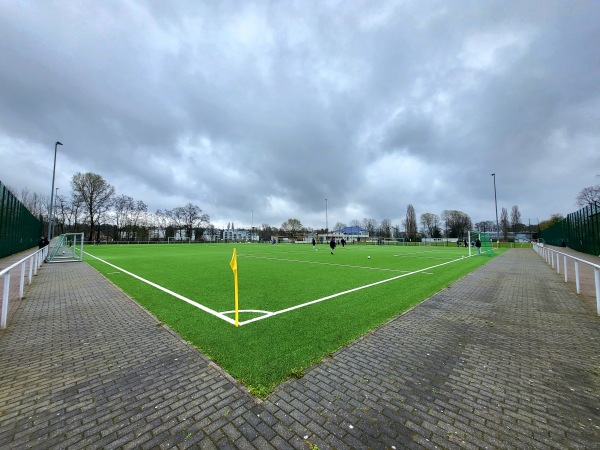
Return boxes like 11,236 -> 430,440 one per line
362,218 -> 378,236
71,172 -> 115,240
128,200 -> 148,240
113,194 -> 134,240
260,223 -> 276,241
53,193 -> 69,235
403,204 -> 418,240
65,195 -> 84,232
281,218 -> 303,237
500,207 -> 509,240
153,210 -> 172,240
111,195 -> 148,240
576,185 -> 600,207
18,187 -> 47,220
441,210 -> 472,238
474,221 -> 495,232
380,218 -> 392,238
420,213 -> 441,238
510,205 -> 522,232
334,222 -> 347,231
167,203 -> 210,240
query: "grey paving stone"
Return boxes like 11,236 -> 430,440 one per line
1,248 -> 599,449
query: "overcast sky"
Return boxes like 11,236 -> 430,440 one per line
1,1 -> 599,230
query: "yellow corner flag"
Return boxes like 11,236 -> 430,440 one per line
230,247 -> 237,272
230,248 -> 239,327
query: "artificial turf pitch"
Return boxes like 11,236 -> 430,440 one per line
84,242 -> 500,395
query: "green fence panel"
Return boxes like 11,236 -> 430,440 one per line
541,203 -> 600,257
0,181 -> 44,258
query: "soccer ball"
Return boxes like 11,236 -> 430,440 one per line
368,256 -> 371,259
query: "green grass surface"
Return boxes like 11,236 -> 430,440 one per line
84,242 -> 502,395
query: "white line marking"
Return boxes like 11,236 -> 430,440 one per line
221,309 -> 271,315
85,250 -> 476,328
236,255 -> 474,326
84,252 -> 235,325
242,255 -> 410,273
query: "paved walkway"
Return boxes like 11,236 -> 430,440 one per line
1,248 -> 599,449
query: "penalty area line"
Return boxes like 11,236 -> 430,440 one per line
84,252 -> 235,325
237,254 -> 474,327
242,254 -> 410,273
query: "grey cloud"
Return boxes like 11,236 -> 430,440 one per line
1,0 -> 599,229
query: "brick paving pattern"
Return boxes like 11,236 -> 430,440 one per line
535,245 -> 600,315
1,248 -> 599,449
0,248 -> 43,327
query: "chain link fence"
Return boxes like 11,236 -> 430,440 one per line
0,181 -> 44,258
540,202 -> 600,257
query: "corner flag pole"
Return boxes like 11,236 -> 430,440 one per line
230,248 -> 239,327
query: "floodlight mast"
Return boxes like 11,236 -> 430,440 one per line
48,141 -> 63,240
54,187 -> 59,237
492,173 -> 499,245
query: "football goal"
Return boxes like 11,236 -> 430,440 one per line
46,233 -> 84,263
467,231 -> 494,256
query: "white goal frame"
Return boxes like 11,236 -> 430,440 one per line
46,233 -> 84,263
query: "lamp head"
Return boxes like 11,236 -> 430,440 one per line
56,141 -> 63,146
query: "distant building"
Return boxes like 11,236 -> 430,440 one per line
222,229 -> 258,242
319,226 -> 369,243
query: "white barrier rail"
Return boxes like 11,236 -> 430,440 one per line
0,247 -> 48,329
533,243 -> 600,316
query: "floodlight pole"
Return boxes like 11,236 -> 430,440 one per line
48,141 -> 62,240
492,173 -> 499,245
251,209 -> 253,241
54,187 -> 59,238
325,198 -> 328,233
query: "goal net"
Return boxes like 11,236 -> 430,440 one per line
467,231 -> 494,257
46,233 -> 84,263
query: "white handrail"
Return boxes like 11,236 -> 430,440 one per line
1,247 -> 48,329
533,243 -> 600,315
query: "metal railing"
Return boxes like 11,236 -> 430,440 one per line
533,243 -> 600,315
0,246 -> 48,328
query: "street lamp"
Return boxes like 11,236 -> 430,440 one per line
48,141 -> 62,240
492,173 -> 499,246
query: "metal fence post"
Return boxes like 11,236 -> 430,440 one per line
1,273 -> 9,328
575,260 -> 580,294
595,267 -> 600,316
